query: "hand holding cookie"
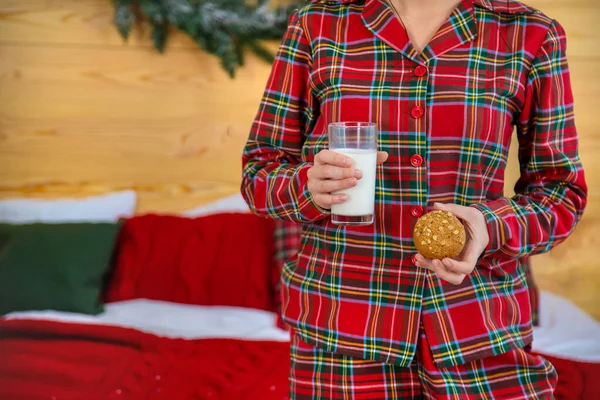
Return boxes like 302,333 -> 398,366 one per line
413,203 -> 489,285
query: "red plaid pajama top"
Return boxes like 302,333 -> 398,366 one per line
241,0 -> 587,367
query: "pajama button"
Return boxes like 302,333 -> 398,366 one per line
411,253 -> 418,265
410,154 -> 423,167
414,65 -> 428,77
411,106 -> 424,119
411,206 -> 424,218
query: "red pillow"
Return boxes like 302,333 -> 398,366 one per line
104,213 -> 277,311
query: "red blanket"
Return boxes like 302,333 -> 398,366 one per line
0,319 -> 290,400
1,319 -> 598,400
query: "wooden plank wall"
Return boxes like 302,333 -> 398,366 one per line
0,0 -> 598,319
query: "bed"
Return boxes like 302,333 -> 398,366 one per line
0,193 -> 598,399
0,302 -> 292,399
1,292 -> 599,399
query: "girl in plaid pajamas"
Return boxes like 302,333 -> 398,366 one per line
242,0 -> 587,398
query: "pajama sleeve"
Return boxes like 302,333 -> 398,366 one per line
241,10 -> 328,223
473,20 -> 588,261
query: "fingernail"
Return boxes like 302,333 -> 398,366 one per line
345,158 -> 352,166
355,170 -> 362,179
434,202 -> 444,209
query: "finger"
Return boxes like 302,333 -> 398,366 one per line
318,178 -> 358,193
416,255 -> 466,285
433,202 -> 475,221
414,253 -> 436,269
317,165 -> 361,180
376,151 -> 388,165
441,257 -> 473,275
414,254 -> 443,274
313,193 -> 348,207
315,150 -> 353,167
431,259 -> 467,285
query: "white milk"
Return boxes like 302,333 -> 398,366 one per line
331,149 -> 377,217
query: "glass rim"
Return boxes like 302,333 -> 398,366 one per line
328,121 -> 377,129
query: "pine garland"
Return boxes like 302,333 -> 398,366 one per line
113,0 -> 304,78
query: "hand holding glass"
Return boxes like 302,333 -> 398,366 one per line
328,122 -> 378,226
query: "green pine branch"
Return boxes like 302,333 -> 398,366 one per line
112,0 -> 304,78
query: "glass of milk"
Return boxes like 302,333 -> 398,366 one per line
328,122 -> 378,226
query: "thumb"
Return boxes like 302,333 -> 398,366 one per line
376,151 -> 388,165
434,202 -> 471,220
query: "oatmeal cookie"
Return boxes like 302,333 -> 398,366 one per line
413,210 -> 466,259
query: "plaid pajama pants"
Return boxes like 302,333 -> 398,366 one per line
290,327 -> 557,400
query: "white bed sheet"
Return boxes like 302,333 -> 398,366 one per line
4,291 -> 599,362
3,300 -> 290,342
532,291 -> 600,362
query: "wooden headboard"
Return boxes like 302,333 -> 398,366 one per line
0,0 -> 598,319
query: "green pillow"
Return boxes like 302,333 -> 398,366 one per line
0,222 -> 122,315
